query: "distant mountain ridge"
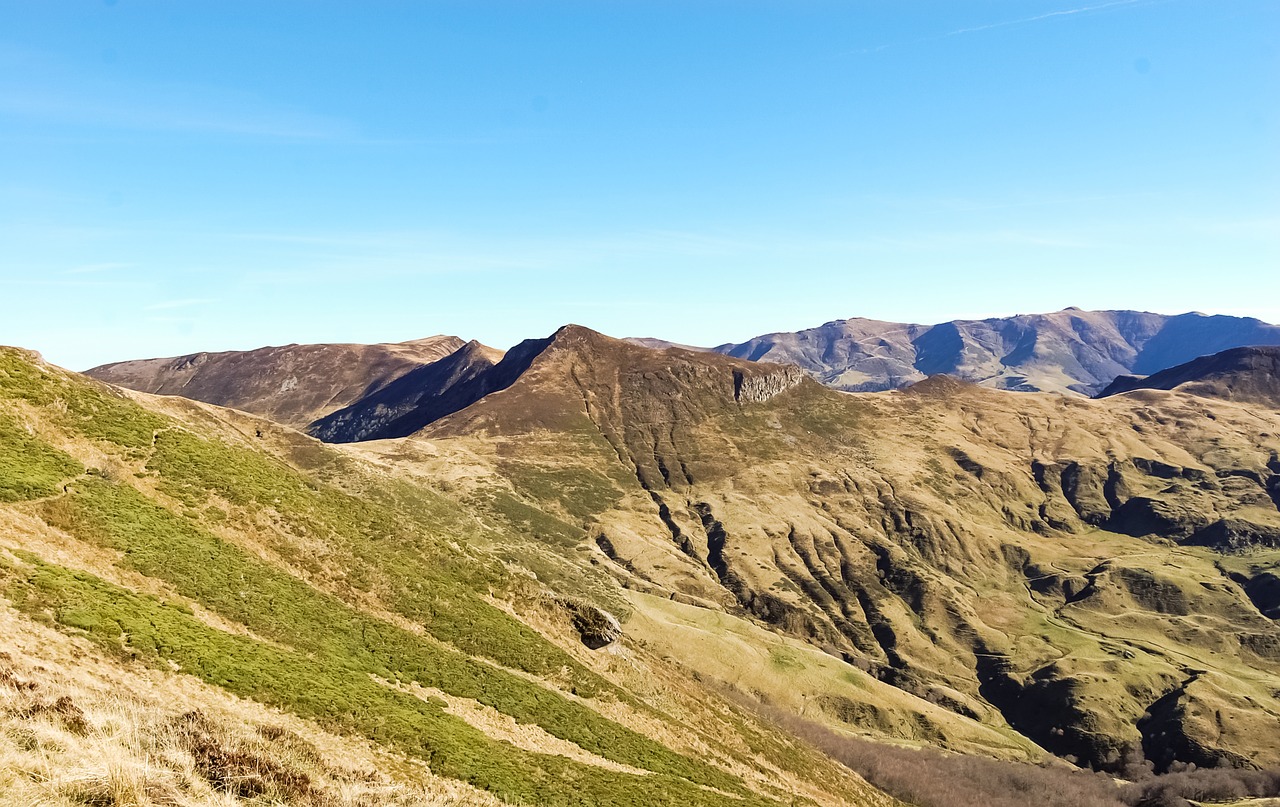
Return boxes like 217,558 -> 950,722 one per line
85,310 -> 1280,445
710,309 -> 1280,395
86,335 -> 472,430
1099,345 -> 1280,408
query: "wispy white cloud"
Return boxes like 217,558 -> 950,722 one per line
144,298 -> 217,311
222,227 -> 767,283
64,262 -> 134,275
1189,217 -> 1280,238
0,44 -> 351,140
0,278 -> 149,288
942,0 -> 1148,38
0,86 -> 350,140
852,0 -> 1165,55
831,190 -> 1171,214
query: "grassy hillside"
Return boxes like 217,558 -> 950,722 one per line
0,347 -> 895,807
394,329 -> 1280,776
8,327 -> 1280,805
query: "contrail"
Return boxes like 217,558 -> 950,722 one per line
943,0 -> 1146,38
850,0 -> 1161,55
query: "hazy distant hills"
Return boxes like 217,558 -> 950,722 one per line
711,309 -> 1280,395
86,335 -> 469,430
1100,345 -> 1280,408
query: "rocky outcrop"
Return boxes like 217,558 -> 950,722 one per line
560,599 -> 622,649
733,367 -> 805,403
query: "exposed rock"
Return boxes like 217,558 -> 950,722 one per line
560,599 -> 622,649
732,367 -> 805,403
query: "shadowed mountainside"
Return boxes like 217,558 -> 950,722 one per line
85,335 -> 471,430
710,309 -> 1280,395
315,325 -> 806,443
1100,346 -> 1280,408
309,340 -> 506,442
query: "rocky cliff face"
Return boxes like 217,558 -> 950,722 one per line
733,366 -> 806,403
713,309 -> 1280,395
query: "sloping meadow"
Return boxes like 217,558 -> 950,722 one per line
0,348 -> 892,807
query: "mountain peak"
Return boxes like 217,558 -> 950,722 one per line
550,323 -> 601,339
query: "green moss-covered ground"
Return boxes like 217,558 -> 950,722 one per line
0,349 -> 778,806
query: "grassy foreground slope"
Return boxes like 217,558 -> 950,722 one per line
0,347 -> 896,807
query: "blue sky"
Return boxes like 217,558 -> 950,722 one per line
2,0 -> 1277,369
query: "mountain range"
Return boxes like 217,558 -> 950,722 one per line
5,307 -> 1280,807
86,311 -> 1280,433
707,308 -> 1280,395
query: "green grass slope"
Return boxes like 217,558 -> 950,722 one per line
0,347 -> 895,807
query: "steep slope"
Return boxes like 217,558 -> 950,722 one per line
1100,346 -> 1280,408
309,340 -> 505,442
714,309 -> 1280,395
0,346 -> 898,807
390,326 -> 1280,776
0,605 -> 503,807
85,335 -> 468,430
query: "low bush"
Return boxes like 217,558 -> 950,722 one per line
0,413 -> 82,502
735,692 -> 1280,807
0,348 -> 166,449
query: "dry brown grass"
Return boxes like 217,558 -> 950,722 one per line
0,604 -> 501,807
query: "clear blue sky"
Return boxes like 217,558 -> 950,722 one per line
2,1 -> 1277,369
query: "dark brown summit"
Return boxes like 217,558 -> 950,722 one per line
309,338 -> 513,442
321,324 -> 810,443
1098,345 -> 1280,408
